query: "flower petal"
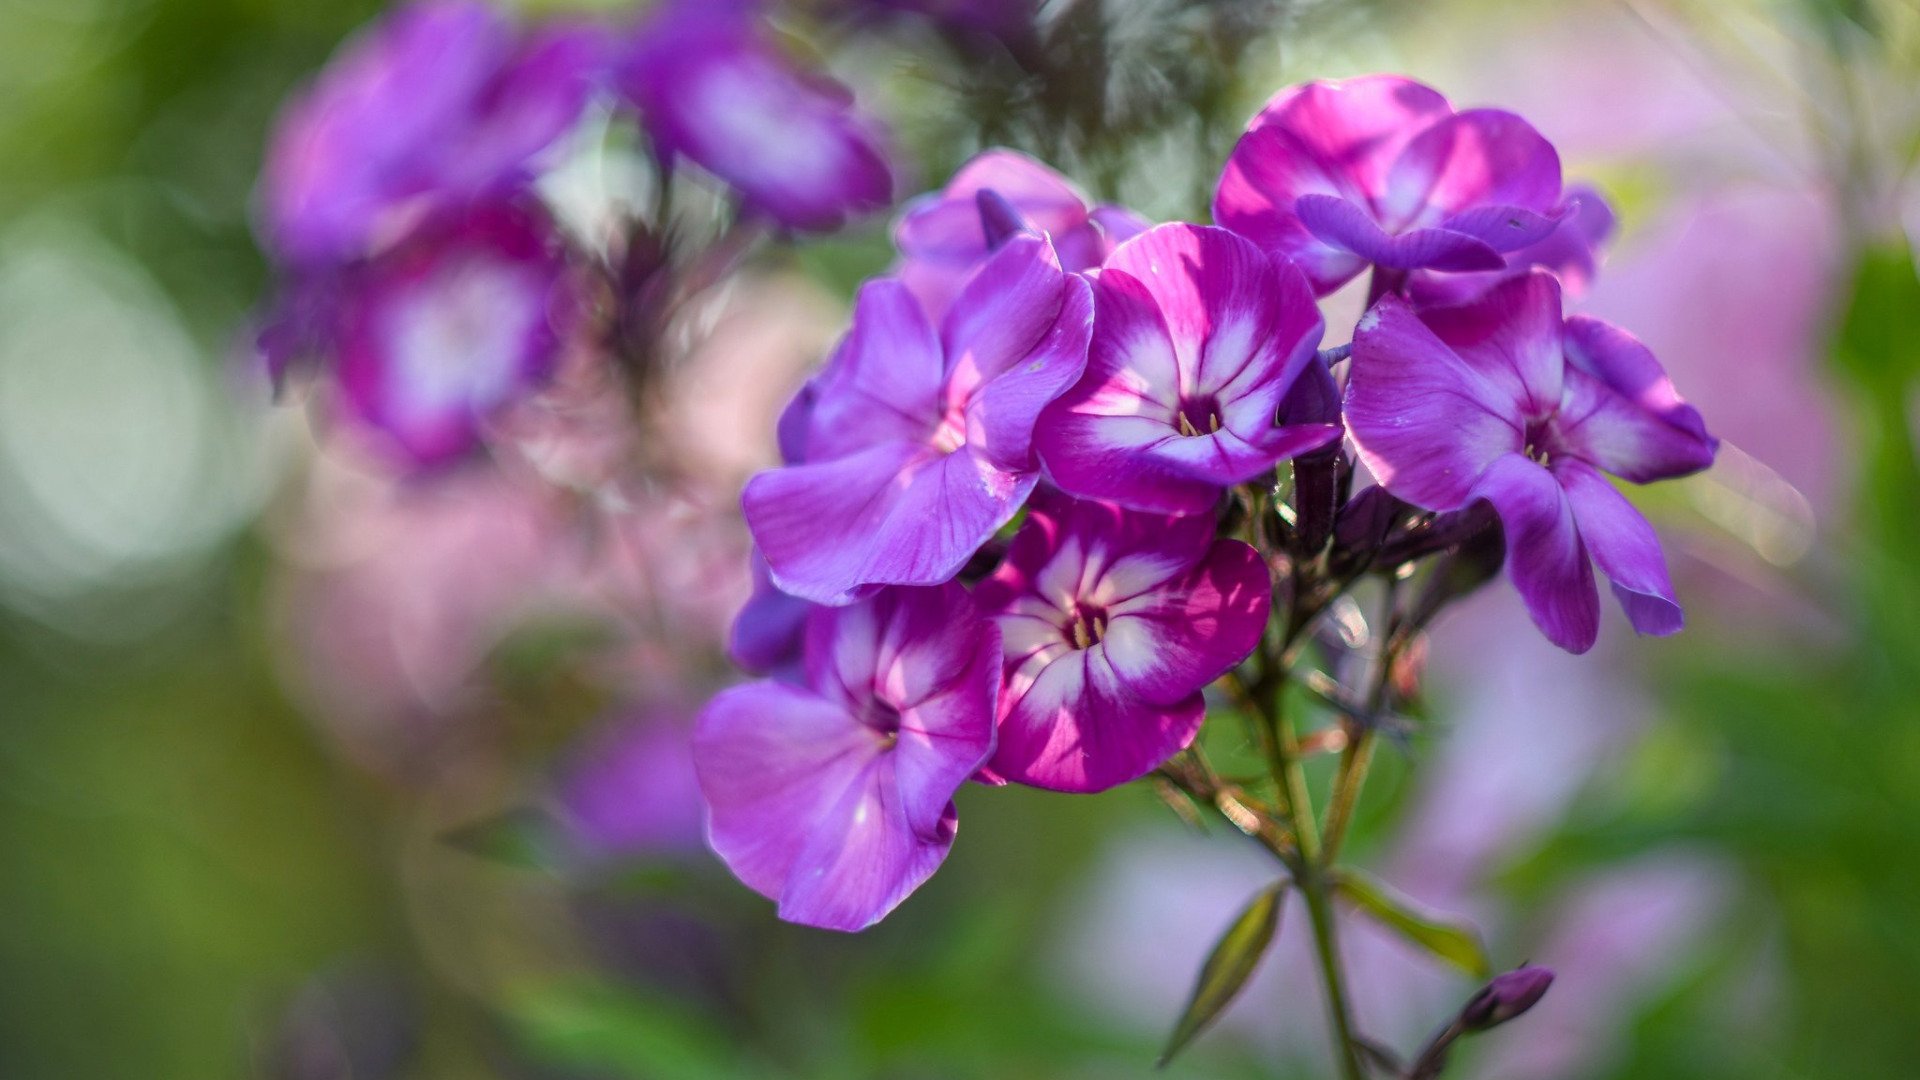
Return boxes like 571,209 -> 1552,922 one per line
1471,454 -> 1599,654
1102,539 -> 1270,705
1295,194 -> 1506,272
804,278 -> 946,460
1345,295 -> 1520,511
1551,366 -> 1718,484
1100,225 -> 1299,390
1416,269 -> 1567,421
624,13 -> 892,232
728,550 -> 812,675
964,273 -> 1094,470
777,756 -> 953,931
1091,204 -> 1152,248
1556,460 -> 1684,636
896,148 -> 1089,256
991,647 -> 1205,793
745,444 -> 1031,603
693,681 -> 890,912
1214,126 -> 1368,294
1381,109 -> 1562,227
1436,204 -> 1567,252
333,203 -> 567,467
1557,316 -> 1715,479
940,233 -> 1069,389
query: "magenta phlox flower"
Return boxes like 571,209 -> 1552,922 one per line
896,149 -> 1149,321
1214,75 -> 1573,296
974,493 -> 1270,792
694,582 -> 1000,930
1408,183 -> 1616,308
259,0 -> 605,266
329,201 -> 574,467
620,2 -> 893,231
1345,271 -> 1717,653
743,233 -> 1094,603
1034,223 -> 1339,515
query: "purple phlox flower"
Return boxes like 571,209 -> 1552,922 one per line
974,492 -> 1270,793
557,708 -> 707,859
1034,223 -> 1340,515
620,2 -> 893,232
1408,183 -> 1617,308
728,549 -> 813,678
259,0 -> 606,267
1214,75 -> 1570,297
329,201 -> 575,468
1345,270 -> 1717,654
742,233 -> 1094,603
896,149 -> 1150,322
694,582 -> 1000,931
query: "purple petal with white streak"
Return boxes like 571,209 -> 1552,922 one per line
1416,270 -> 1567,421
1100,539 -> 1270,704
993,650 -> 1205,793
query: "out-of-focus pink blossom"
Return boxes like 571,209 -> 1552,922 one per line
619,1 -> 893,232
258,0 -> 605,267
326,202 -> 576,468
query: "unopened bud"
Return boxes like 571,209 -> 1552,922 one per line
1280,355 -> 1341,427
1327,485 -> 1403,578
1459,966 -> 1553,1031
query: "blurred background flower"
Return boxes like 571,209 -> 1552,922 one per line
0,0 -> 1915,1077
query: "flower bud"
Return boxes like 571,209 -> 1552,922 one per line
1459,966 -> 1554,1031
1327,485 -> 1402,578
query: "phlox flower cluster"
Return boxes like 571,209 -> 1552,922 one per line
254,0 -> 894,468
706,75 -> 1717,932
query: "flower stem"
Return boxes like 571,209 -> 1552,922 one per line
1320,729 -> 1376,866
1268,676 -> 1368,1080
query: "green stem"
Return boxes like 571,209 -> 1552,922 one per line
1323,582 -> 1403,864
1320,730 -> 1376,866
1269,678 -> 1367,1080
1300,869 -> 1367,1080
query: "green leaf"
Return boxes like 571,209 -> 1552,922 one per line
1158,880 -> 1287,1067
1333,868 -> 1491,978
